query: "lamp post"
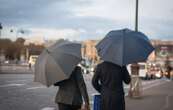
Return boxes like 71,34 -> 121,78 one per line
135,0 -> 139,32
129,0 -> 142,98
132,0 -> 139,74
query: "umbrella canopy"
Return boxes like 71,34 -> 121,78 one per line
34,40 -> 82,87
96,28 -> 154,66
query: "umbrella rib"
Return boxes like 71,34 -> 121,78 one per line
44,54 -> 52,87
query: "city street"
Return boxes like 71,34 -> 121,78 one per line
0,74 -> 58,110
1,0 -> 173,110
126,80 -> 173,110
0,69 -> 171,110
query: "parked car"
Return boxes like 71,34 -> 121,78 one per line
4,60 -> 9,64
146,63 -> 162,79
28,55 -> 38,66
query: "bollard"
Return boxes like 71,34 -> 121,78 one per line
93,94 -> 101,110
128,63 -> 142,98
128,75 -> 142,98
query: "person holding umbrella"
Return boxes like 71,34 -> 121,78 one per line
92,62 -> 131,110
34,40 -> 90,110
92,29 -> 154,110
54,65 -> 90,110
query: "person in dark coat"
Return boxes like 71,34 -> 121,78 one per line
92,61 -> 131,110
54,66 -> 90,110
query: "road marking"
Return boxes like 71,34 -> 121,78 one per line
41,107 -> 56,110
26,86 -> 46,90
0,83 -> 25,87
6,80 -> 28,83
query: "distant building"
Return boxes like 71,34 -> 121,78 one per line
149,40 -> 173,62
24,37 -> 45,61
23,38 -> 173,67
81,40 -> 99,63
82,39 -> 173,65
24,36 -> 45,45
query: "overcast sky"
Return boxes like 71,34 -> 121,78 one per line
0,0 -> 173,41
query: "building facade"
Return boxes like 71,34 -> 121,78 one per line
149,40 -> 173,61
81,40 -> 99,63
82,39 -> 173,65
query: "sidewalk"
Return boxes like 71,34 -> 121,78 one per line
126,80 -> 173,110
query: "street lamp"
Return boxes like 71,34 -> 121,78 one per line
135,0 -> 139,32
129,0 -> 142,98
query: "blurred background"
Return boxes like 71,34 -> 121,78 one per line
0,0 -> 173,110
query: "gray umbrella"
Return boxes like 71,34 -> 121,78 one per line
34,40 -> 82,87
96,28 -> 154,66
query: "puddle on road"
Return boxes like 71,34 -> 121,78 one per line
41,107 -> 56,110
26,86 -> 46,90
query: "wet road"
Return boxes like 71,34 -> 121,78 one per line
0,72 -> 166,110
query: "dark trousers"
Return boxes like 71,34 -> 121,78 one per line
58,103 -> 81,110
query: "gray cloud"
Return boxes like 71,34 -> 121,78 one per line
0,0 -> 173,40
0,1 -> 55,24
0,0 -> 92,27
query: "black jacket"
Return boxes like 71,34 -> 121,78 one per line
54,66 -> 89,106
92,61 -> 131,110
